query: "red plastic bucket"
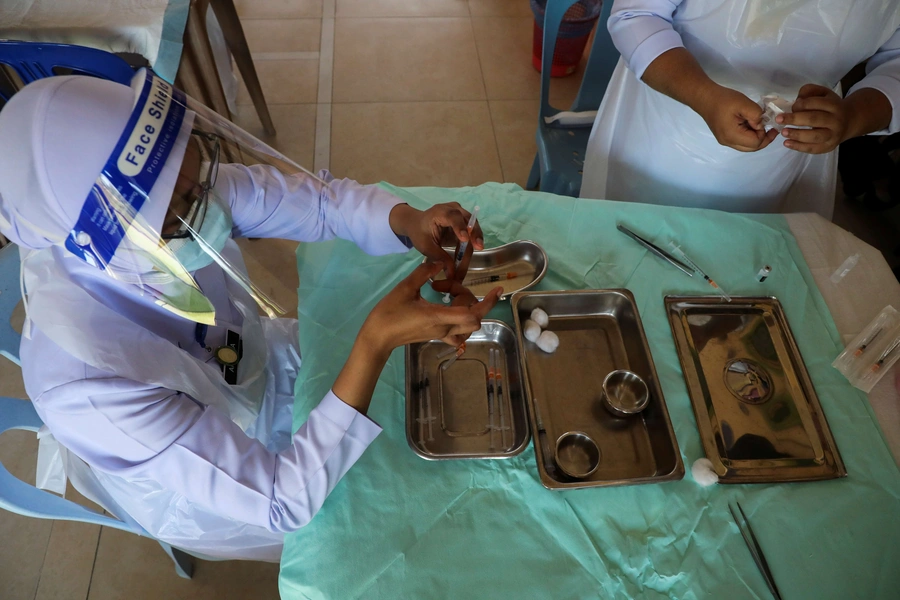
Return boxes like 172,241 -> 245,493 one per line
531,0 -> 602,77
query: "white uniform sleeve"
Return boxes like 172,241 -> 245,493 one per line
848,27 -> 900,135
219,164 -> 409,255
34,380 -> 380,533
608,0 -> 686,79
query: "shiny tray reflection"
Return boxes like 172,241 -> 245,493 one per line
405,320 -> 529,460
430,240 -> 548,300
512,290 -> 684,490
665,296 -> 846,483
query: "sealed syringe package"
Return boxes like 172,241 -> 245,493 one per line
833,306 -> 900,392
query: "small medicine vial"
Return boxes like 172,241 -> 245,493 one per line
757,265 -> 771,283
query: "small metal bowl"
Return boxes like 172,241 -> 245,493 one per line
555,431 -> 601,479
601,370 -> 650,417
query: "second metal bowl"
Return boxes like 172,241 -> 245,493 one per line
555,431 -> 601,479
601,370 -> 650,417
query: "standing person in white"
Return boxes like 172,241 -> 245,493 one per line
580,0 -> 900,217
0,71 -> 500,561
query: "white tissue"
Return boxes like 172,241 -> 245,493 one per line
536,330 -> 559,353
691,458 -> 718,487
524,320 -> 542,342
531,308 -> 549,328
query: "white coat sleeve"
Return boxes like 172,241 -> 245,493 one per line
608,0 -> 686,79
848,27 -> 900,135
220,164 -> 410,255
34,379 -> 380,533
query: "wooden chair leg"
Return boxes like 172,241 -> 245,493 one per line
176,6 -> 241,164
183,0 -> 231,120
210,0 -> 276,136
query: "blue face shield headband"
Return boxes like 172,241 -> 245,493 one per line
66,70 -> 185,269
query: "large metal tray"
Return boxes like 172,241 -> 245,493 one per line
405,320 -> 529,459
430,240 -> 548,300
665,296 -> 846,483
511,290 -> 684,489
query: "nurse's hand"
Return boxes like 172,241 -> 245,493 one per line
333,263 -> 500,415
361,262 -> 501,353
429,278 -> 499,347
641,48 -> 775,152
698,86 -> 779,152
776,85 -> 846,154
777,84 -> 893,155
389,203 -> 485,280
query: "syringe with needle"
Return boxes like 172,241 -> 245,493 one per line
668,242 -> 732,302
465,271 -> 517,287
452,206 -> 480,273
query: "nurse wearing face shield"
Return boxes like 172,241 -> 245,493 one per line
0,70 -> 499,561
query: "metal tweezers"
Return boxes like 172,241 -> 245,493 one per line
616,224 -> 694,277
729,502 -> 783,600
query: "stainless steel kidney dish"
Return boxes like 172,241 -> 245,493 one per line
429,240 -> 548,300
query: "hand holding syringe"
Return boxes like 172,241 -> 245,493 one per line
443,206 -> 481,303
436,206 -> 502,365
453,206 -> 480,271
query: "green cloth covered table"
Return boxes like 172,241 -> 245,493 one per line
280,184 -> 900,600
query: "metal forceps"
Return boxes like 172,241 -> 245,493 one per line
729,502 -> 783,600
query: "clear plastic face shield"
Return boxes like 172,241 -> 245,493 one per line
65,69 -> 329,324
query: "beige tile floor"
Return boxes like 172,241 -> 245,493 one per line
1,0 -> 584,598
3,2 -> 900,599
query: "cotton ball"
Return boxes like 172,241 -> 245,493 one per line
523,320 -> 542,342
691,458 -> 718,487
536,330 -> 559,353
531,307 -> 549,328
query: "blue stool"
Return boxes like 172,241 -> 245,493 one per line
527,0 -> 620,196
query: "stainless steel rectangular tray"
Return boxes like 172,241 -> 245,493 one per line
511,290 -> 684,489
405,320 -> 529,459
665,296 -> 846,483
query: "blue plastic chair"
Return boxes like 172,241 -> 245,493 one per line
0,243 -> 20,366
0,396 -> 194,578
0,243 -> 194,578
526,0 -> 620,196
0,40 -> 134,103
